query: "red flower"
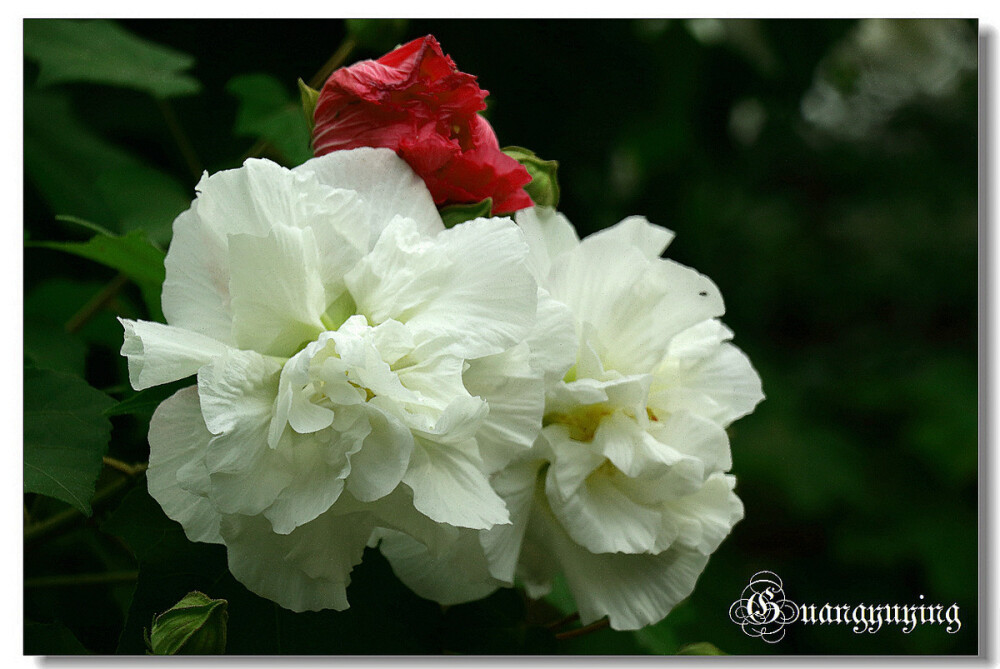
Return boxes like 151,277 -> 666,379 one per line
312,35 -> 533,215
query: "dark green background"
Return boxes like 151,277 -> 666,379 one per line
24,19 -> 979,655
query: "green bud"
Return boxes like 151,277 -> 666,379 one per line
439,197 -> 493,229
298,78 -> 321,133
676,642 -> 727,655
345,19 -> 410,52
502,146 -> 561,208
148,591 -> 228,655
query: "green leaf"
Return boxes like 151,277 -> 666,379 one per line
24,367 -> 115,515
23,317 -> 87,376
440,198 -> 493,229
24,89 -> 191,242
676,641 -> 728,655
29,228 -> 165,320
94,166 -> 190,246
24,620 -> 89,655
25,278 -> 136,349
105,380 -> 192,420
24,19 -> 200,98
150,592 -> 228,655
227,73 -> 312,166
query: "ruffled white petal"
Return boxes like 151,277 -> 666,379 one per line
461,344 -> 546,473
293,147 -> 445,243
378,529 -> 499,606
514,206 -> 579,281
146,387 -> 222,544
120,319 -> 230,390
652,342 -> 765,428
403,440 -> 510,530
347,216 -> 537,360
221,504 -> 376,612
227,226 -> 327,357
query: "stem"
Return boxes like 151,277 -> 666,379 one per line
25,570 -> 139,589
554,617 -> 610,641
308,36 -> 357,90
65,273 -> 129,334
156,97 -> 203,180
103,456 -> 148,477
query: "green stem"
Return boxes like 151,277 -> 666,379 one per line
308,36 -> 357,90
24,470 -> 142,546
65,273 -> 129,335
554,617 -> 610,641
25,570 -> 139,589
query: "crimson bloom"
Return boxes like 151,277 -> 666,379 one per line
312,35 -> 533,214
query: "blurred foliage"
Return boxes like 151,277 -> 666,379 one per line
23,19 -> 977,655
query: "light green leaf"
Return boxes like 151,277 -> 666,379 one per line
228,73 -> 312,166
24,19 -> 200,98
24,367 -> 115,515
28,228 -> 165,320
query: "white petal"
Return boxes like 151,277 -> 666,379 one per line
526,289 -> 578,383
378,529 -> 499,606
645,410 -> 733,480
551,518 -> 711,630
514,206 -> 580,281
666,319 -> 733,360
599,260 -> 726,376
221,506 -> 376,612
228,226 -> 327,357
344,407 -> 413,503
582,215 -> 674,261
545,459 -> 664,555
294,148 -> 444,243
403,439 -> 510,530
196,350 -> 292,516
462,344 -> 546,473
652,342 -> 765,428
261,424 -> 367,534
542,428 -> 606,499
146,386 -> 222,544
120,318 -> 230,390
162,158 -> 358,342
658,473 -> 745,555
347,216 -> 538,360
481,460 -> 543,584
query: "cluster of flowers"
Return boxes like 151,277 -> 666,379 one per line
120,36 -> 763,631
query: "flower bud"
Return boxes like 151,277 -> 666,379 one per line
502,146 -> 560,208
148,591 -> 228,655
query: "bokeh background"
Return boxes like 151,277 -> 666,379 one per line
23,19 -> 979,655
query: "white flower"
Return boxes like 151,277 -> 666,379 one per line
120,148 -> 548,612
378,207 -> 763,630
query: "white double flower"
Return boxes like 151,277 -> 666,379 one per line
378,207 -> 763,630
122,148 -> 762,629
120,148 -> 559,612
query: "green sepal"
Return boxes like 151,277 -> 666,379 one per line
502,146 -> 561,208
298,77 -> 321,133
149,591 -> 228,655
439,197 -> 493,229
